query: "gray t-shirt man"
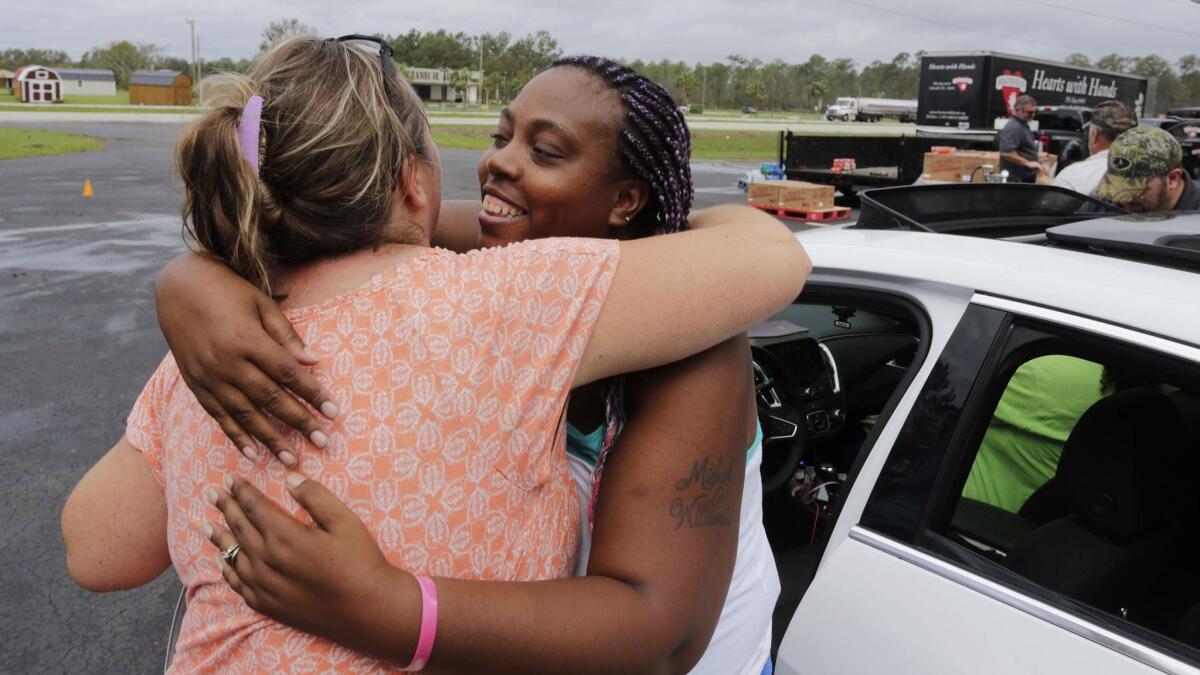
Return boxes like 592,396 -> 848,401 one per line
999,95 -> 1041,183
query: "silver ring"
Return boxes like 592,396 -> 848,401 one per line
221,543 -> 242,566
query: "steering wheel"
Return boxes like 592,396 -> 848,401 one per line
752,346 -> 808,494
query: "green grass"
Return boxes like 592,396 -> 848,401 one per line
0,127 -> 104,159
0,89 -> 131,105
690,130 -> 781,160
697,108 -> 824,121
430,125 -> 785,161
62,90 -> 130,105
0,103 -> 201,114
0,88 -> 199,111
430,125 -> 494,150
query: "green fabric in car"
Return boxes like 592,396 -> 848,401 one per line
962,355 -> 1110,513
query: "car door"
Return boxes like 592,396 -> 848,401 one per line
777,295 -> 1200,675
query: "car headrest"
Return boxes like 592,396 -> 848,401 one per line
1057,388 -> 1190,542
1169,390 -> 1200,450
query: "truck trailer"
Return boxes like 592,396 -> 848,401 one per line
824,97 -> 918,123
919,51 -> 1151,128
781,52 -> 1153,197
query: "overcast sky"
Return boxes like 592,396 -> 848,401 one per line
11,0 -> 1200,67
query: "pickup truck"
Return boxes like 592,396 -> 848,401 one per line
1030,105 -> 1093,168
1138,117 -> 1200,178
1165,118 -> 1200,179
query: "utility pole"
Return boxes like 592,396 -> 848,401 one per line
196,33 -> 204,102
477,35 -> 484,106
185,18 -> 197,91
701,67 -> 707,108
183,18 -> 200,103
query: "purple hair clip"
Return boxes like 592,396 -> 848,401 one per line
236,95 -> 264,174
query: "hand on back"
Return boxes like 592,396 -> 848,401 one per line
156,203 -> 810,461
155,253 -> 338,466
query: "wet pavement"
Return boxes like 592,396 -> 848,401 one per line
0,120 -> 816,673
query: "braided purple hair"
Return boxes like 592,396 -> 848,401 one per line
550,55 -> 694,526
552,55 -> 694,235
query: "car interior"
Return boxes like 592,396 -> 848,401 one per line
757,282 -> 1200,663
750,289 -> 929,655
762,183 -> 1200,664
939,344 -> 1200,659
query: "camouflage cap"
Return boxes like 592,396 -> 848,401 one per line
1095,127 -> 1183,202
1087,101 -> 1136,139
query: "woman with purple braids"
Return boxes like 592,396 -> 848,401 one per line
152,54 -> 783,673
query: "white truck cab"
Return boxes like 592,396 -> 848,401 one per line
825,97 -> 858,122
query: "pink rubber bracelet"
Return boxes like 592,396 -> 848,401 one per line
403,575 -> 438,672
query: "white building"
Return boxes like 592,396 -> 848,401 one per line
54,68 -> 117,97
405,67 -> 481,104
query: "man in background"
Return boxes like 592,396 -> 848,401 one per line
999,94 -> 1047,184
1053,101 -> 1136,195
1095,126 -> 1200,212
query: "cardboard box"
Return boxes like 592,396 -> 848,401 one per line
776,180 -> 835,211
1035,153 -> 1058,184
921,150 -> 1001,182
747,180 -> 835,211
746,181 -> 780,208
922,152 -> 965,175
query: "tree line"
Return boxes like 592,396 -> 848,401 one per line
1,45 -> 192,89
4,22 -> 1199,111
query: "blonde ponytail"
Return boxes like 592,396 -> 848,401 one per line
177,94 -> 273,289
175,36 -> 432,292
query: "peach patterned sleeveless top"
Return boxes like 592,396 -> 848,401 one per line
125,238 -> 620,673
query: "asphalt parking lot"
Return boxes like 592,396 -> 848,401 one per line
0,120 -> 832,672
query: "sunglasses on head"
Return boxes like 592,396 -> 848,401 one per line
331,34 -> 399,103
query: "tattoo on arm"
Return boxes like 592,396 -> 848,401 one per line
669,455 -> 736,529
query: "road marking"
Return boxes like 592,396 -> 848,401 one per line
0,214 -> 180,239
694,186 -> 745,194
0,214 -> 184,274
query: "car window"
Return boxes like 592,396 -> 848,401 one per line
958,354 -> 1109,514
1170,122 -> 1200,141
916,315 -> 1200,663
860,304 -> 1006,541
1034,111 -> 1082,132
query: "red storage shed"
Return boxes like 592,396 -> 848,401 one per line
15,65 -> 62,103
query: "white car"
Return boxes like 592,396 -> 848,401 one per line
758,183 -> 1200,674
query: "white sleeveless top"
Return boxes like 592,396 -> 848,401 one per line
567,424 -> 779,674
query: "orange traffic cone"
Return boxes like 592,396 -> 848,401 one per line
83,180 -> 94,198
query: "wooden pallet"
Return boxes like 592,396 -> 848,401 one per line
749,203 -> 852,222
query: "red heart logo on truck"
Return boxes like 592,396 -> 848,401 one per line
995,69 -> 1028,116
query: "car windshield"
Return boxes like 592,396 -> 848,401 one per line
835,98 -> 854,106
1034,110 -> 1083,131
1170,121 -> 1200,140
